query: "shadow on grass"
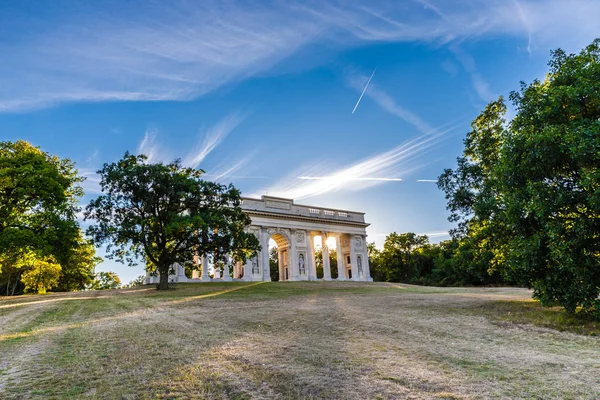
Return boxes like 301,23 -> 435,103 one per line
477,300 -> 599,336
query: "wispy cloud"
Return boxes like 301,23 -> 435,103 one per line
347,70 -> 433,133
299,176 -> 402,182
137,130 -> 165,163
513,0 -> 533,55
182,113 -> 245,169
258,123 -> 458,200
1,1 -> 598,112
79,168 -> 103,195
132,113 -> 248,182
450,45 -> 495,102
417,179 -> 437,183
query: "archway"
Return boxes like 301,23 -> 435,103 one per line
269,233 -> 290,281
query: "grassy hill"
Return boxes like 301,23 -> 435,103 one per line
1,282 -> 599,399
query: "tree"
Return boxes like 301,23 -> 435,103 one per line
125,275 -> 146,288
20,255 -> 62,294
269,246 -> 279,282
439,39 -> 600,317
54,232 -> 103,292
85,153 -> 260,290
372,232 -> 429,282
91,271 -> 121,290
0,140 -> 83,295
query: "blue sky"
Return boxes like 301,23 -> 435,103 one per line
2,0 -> 599,283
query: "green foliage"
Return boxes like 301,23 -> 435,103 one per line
85,152 -> 260,290
125,275 -> 147,288
20,254 -> 62,294
91,271 -> 121,290
54,233 -> 103,292
269,246 -> 279,282
439,39 -> 600,317
314,247 -> 337,279
368,233 -> 506,286
0,140 -> 87,295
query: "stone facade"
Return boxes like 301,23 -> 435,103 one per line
145,195 -> 372,284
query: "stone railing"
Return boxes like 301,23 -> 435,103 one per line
241,196 -> 366,224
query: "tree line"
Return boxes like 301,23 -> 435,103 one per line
368,233 -> 505,287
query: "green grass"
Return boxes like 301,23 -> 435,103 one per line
1,281 -> 599,399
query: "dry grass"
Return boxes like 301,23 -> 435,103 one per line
1,282 -> 599,399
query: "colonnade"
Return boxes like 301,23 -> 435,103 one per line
144,226 -> 372,284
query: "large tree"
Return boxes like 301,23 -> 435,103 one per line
85,153 -> 260,290
439,39 -> 600,317
0,140 -> 84,295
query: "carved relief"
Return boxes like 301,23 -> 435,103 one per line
296,232 -> 305,243
354,236 -> 362,248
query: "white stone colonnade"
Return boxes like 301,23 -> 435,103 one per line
145,195 -> 372,283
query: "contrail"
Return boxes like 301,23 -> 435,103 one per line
299,176 -> 402,182
351,68 -> 376,114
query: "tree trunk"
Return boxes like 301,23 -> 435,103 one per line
158,265 -> 169,290
11,271 -> 21,296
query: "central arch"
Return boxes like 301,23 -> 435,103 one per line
270,232 -> 291,281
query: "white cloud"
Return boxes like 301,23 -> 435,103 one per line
132,113 -> 248,182
258,123 -> 457,200
182,113 -> 245,169
137,130 -> 164,163
1,1 -> 599,112
450,45 -> 495,102
347,70 -> 434,133
79,168 -> 103,195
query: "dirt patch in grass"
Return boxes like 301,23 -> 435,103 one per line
1,282 -> 600,399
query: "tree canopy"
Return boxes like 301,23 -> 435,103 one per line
0,140 -> 96,295
85,152 -> 260,290
439,39 -> 600,317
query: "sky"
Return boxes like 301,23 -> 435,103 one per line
2,0 -> 599,283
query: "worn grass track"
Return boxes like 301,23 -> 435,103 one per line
1,282 -> 599,399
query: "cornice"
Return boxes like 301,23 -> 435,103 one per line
244,210 -> 370,228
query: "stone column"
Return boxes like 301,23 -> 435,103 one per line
261,227 -> 271,282
223,255 -> 232,282
336,234 -> 346,280
290,229 -> 299,281
243,258 -> 253,281
308,232 -> 317,281
174,263 -> 187,282
201,254 -> 210,281
362,235 -> 373,282
213,261 -> 221,279
278,248 -> 285,281
350,236 -> 359,281
322,232 -> 332,281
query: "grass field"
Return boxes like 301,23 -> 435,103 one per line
1,282 -> 599,399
